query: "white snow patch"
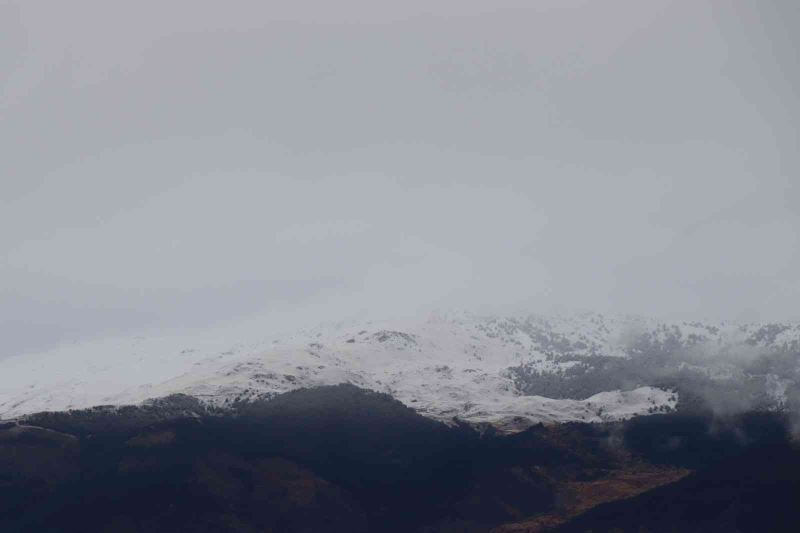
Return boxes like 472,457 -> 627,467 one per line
3,311 -> 756,429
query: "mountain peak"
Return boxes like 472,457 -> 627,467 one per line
2,312 -> 798,430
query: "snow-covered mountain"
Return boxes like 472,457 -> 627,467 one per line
1,312 -> 799,430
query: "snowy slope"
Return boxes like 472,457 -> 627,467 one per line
1,311 -> 798,429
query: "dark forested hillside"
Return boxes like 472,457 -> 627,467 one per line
1,386 -> 798,533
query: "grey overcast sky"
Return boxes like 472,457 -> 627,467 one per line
1,0 -> 799,358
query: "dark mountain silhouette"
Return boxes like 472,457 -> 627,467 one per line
1,385 -> 798,533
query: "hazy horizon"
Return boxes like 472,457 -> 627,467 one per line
2,0 -> 799,358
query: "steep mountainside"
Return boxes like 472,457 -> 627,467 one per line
2,385 -> 796,533
0,385 -> 691,533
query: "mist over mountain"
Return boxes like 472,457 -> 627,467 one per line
4,311 -> 798,533
3,0 -> 799,531
3,1 -> 800,358
3,311 -> 800,429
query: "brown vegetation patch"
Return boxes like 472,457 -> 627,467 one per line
492,466 -> 689,533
